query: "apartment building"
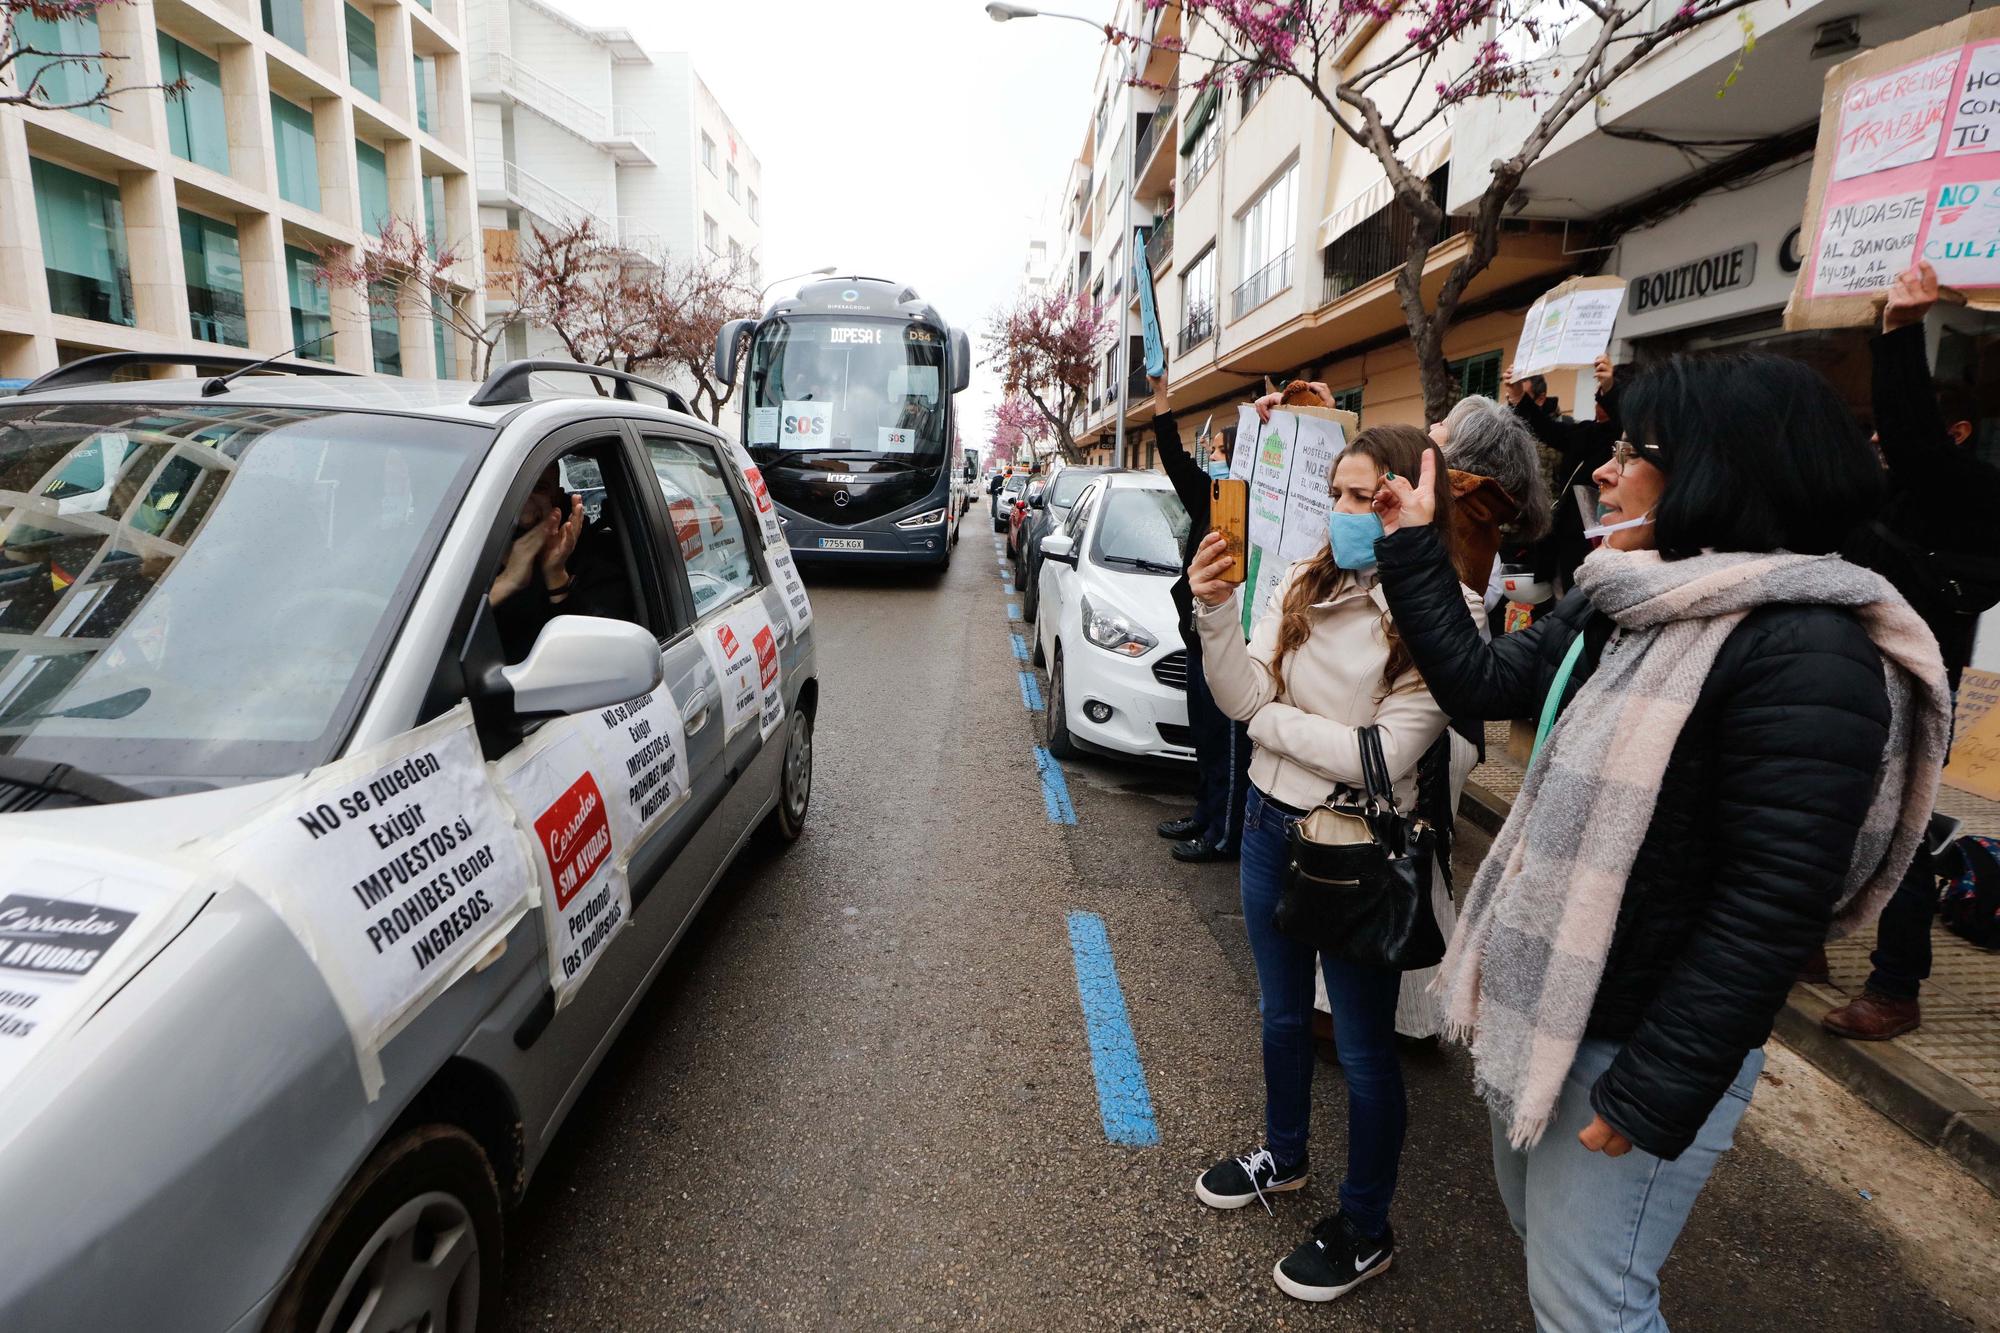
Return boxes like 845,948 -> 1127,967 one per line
0,0 -> 482,382
466,0 -> 761,423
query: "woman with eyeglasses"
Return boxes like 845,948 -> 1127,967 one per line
1369,353 -> 1951,1332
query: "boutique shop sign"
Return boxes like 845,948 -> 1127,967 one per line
1627,245 -> 1756,315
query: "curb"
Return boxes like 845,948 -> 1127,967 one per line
1460,774 -> 2000,1200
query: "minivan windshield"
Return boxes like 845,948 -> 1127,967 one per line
1091,488 -> 1189,574
0,401 -> 484,789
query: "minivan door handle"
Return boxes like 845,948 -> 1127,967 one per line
684,687 -> 711,732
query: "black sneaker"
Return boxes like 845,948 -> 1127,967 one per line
1194,1148 -> 1307,1212
1157,815 -> 1203,839
1274,1212 -> 1394,1302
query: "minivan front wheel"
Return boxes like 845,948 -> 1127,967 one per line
268,1125 -> 501,1333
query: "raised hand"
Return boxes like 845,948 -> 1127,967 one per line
491,521 -> 549,605
1187,530 -> 1236,606
540,495 -> 586,589
1372,446 -> 1440,534
1883,260 -> 1939,333
1593,354 -> 1614,392
1500,366 -> 1525,406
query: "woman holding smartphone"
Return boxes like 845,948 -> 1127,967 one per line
1185,424 -> 1480,1304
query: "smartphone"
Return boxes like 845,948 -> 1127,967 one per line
1209,478 -> 1249,584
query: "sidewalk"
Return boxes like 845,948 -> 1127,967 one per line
1464,722 -> 2000,1198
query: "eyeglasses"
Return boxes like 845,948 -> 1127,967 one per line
1610,437 -> 1662,470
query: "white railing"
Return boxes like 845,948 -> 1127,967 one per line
616,216 -> 665,253
479,52 -> 610,141
502,160 -> 590,230
610,107 -> 657,156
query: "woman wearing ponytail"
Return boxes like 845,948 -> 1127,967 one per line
1370,353 -> 1951,1332
1184,424 -> 1482,1304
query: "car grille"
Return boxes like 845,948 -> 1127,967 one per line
1157,722 -> 1194,748
1152,650 -> 1189,691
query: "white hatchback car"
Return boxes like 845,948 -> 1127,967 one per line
1033,472 -> 1194,763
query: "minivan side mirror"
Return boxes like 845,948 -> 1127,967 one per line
949,327 -> 972,394
1040,532 -> 1078,567
501,616 -> 663,718
1029,492 -> 1045,510
714,319 -> 754,387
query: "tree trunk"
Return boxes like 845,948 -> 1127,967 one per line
1408,307 -> 1455,426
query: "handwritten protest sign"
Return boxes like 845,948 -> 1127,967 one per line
1229,405 -> 1356,635
1510,276 -> 1628,377
1788,11 -> 2000,329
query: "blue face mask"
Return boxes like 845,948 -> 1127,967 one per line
1327,510 -> 1385,570
1206,459 -> 1231,480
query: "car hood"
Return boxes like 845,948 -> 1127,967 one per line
2,775 -> 302,852
1081,561 -> 1183,645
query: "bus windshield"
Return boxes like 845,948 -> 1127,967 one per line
745,316 -> 947,462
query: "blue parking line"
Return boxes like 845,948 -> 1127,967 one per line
1033,745 -> 1075,823
1006,603 -> 1021,620
1010,633 -> 1029,661
1066,911 -> 1160,1147
1018,670 -> 1043,711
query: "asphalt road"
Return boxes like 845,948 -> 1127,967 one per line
500,517 -> 1976,1331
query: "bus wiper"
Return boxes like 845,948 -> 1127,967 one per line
1100,554 -> 1182,574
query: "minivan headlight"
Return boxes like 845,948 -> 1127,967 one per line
896,507 -> 947,528
1080,594 -> 1157,656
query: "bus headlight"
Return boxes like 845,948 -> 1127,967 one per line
895,507 -> 948,528
1080,594 -> 1156,657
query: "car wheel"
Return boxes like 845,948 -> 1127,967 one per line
760,705 -> 813,844
266,1125 -> 501,1333
1046,645 -> 1077,759
1021,564 -> 1039,621
1032,626 -> 1046,667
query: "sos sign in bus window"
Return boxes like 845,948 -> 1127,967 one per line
750,318 -> 947,459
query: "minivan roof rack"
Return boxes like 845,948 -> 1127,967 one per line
19,351 -> 360,395
469,359 -> 691,414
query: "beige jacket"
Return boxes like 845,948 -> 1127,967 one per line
1194,561 -> 1478,811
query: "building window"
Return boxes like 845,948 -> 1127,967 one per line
432,297 -> 453,378
1178,245 -> 1214,352
12,7 -> 110,125
158,34 -> 229,174
286,244 -> 334,361
702,213 -> 719,255
369,280 -> 401,375
1447,350 -> 1503,402
412,55 -> 438,133
345,4 -> 379,101
1330,385 -> 1362,421
270,94 -> 320,211
355,140 -> 390,237
1233,163 -> 1297,318
728,237 -> 743,268
179,210 -> 248,346
726,162 -> 740,201
422,175 -> 445,250
701,133 -> 717,173
747,188 -> 759,223
1239,71 -> 1273,119
31,159 -> 132,326
262,0 -> 308,54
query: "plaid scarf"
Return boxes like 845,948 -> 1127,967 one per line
1438,546 -> 1951,1149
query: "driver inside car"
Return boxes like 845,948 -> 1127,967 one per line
489,461 -> 633,662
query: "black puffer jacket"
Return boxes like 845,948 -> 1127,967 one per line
1378,526 -> 1891,1159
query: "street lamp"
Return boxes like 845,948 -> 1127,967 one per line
990,1 -> 1136,470
758,265 -> 838,304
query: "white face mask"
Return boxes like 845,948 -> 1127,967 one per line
1584,509 -> 1655,541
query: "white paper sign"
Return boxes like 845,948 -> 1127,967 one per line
1924,178 -> 2000,284
1813,190 -> 1928,294
581,679 -> 692,842
1834,51 -> 1959,181
1511,282 -> 1627,376
1235,406 -> 1351,632
878,427 -> 915,451
1947,45 -> 2000,158
741,463 -> 784,546
205,707 -> 534,1083
749,407 -> 779,445
0,841 -> 207,1090
779,400 -> 830,450
730,601 -> 785,742
1276,415 -> 1342,565
495,728 -> 627,1008
701,609 -> 761,736
768,542 -> 814,635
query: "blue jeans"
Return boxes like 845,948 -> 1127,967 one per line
1240,785 -> 1405,1237
1490,1037 -> 1763,1332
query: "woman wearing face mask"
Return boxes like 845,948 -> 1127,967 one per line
1185,424 -> 1479,1304
1370,353 -> 1950,1332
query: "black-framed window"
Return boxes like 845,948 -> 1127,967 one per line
1447,351 -> 1503,402
643,436 -> 763,621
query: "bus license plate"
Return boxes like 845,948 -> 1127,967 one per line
818,537 -> 864,550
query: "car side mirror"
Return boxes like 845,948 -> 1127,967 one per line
949,327 -> 972,394
1040,532 -> 1078,567
1029,492 -> 1045,510
501,616 -> 662,719
713,318 -> 753,387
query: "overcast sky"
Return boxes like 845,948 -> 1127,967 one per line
565,0 -> 1109,451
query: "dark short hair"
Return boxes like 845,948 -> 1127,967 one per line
1623,353 -> 1884,560
1937,381 -> 1979,434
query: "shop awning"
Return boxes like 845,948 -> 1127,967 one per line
1180,85 -> 1221,153
1316,127 -> 1453,248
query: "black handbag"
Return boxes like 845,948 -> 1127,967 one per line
1272,726 -> 1445,971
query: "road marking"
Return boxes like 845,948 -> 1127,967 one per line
1006,603 -> 1021,620
1033,744 -> 1075,823
1018,670 -> 1043,711
1010,633 -> 1029,662
1065,911 -> 1160,1148
1002,582 -> 1014,596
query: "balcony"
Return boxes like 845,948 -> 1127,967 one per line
1177,303 -> 1214,354
476,53 -> 655,165
1231,248 -> 1294,320
1145,213 -> 1172,272
1127,360 -> 1150,402
1322,166 -> 1468,306
1181,127 -> 1217,196
482,159 -> 590,231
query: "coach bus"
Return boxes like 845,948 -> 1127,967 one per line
713,275 -> 972,568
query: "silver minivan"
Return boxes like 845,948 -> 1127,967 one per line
0,356 -> 817,1331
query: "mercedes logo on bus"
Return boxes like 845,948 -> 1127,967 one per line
834,491 -> 849,507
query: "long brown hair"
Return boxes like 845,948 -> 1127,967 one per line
1267,425 -> 1451,698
